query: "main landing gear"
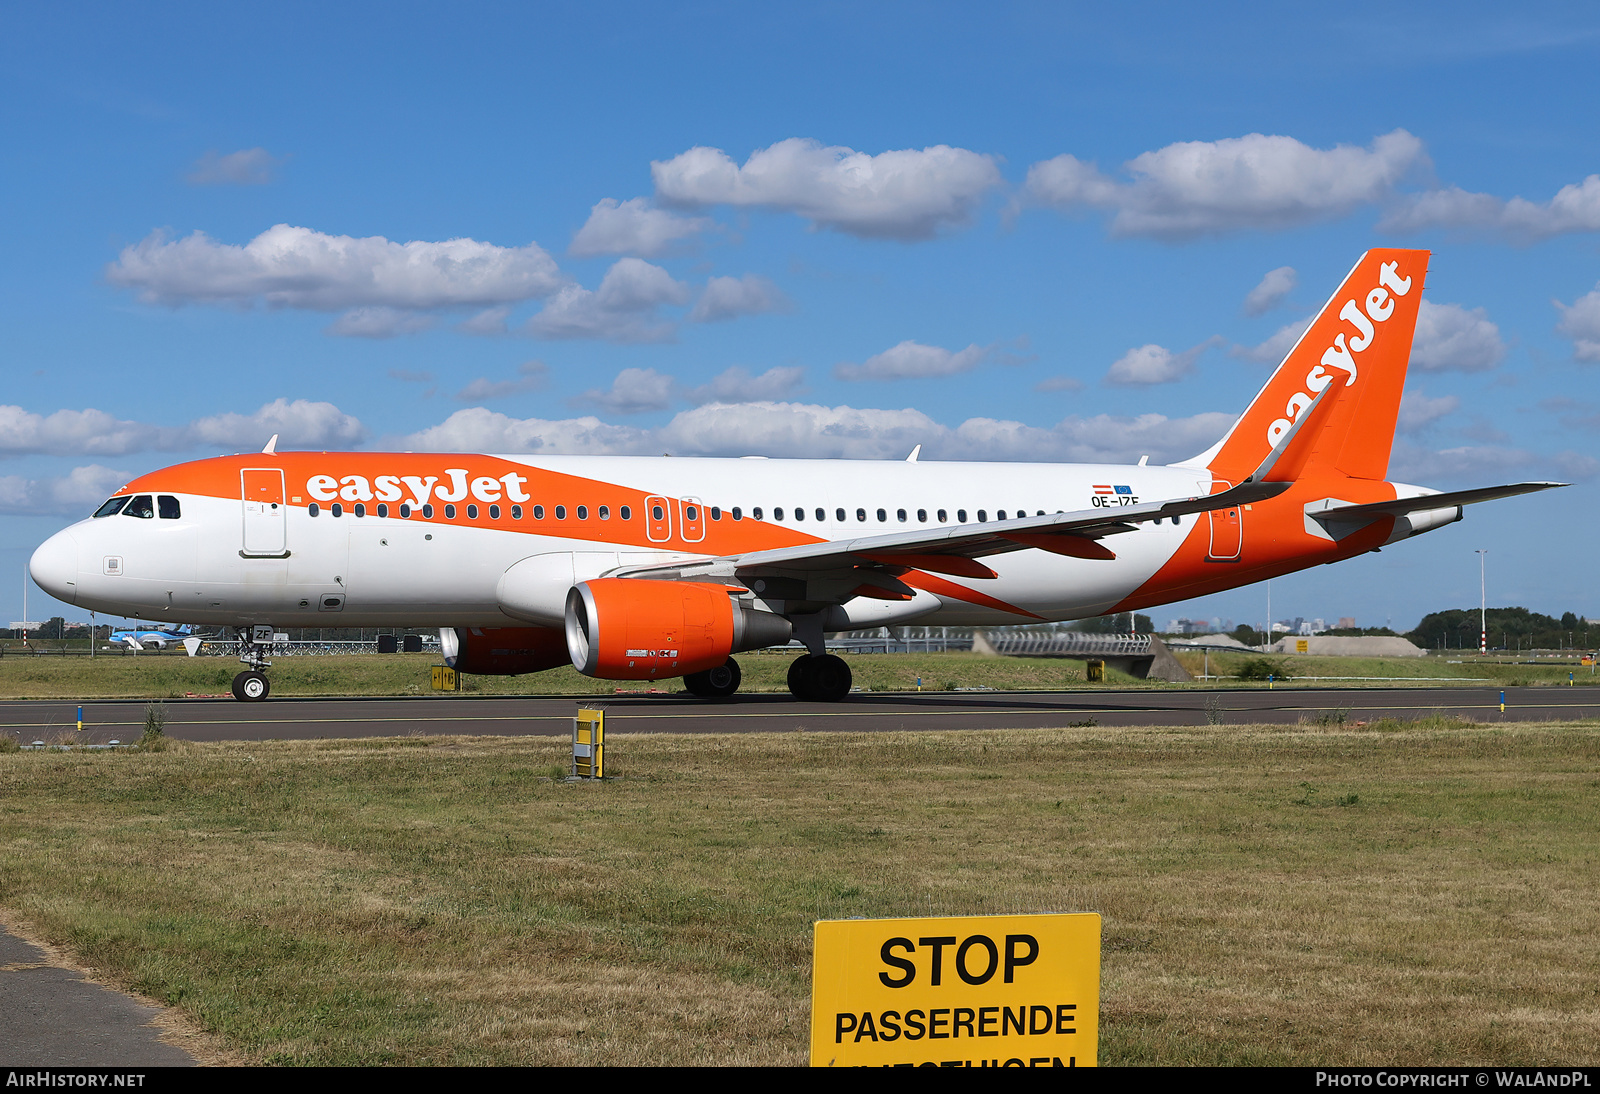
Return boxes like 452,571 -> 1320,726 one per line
787,653 -> 852,702
231,626 -> 273,702
684,658 -> 742,698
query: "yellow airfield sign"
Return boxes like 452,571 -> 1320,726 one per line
810,913 -> 1100,1068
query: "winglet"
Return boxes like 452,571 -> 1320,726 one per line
262,434 -> 279,455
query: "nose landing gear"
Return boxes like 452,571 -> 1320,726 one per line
231,626 -> 275,702
787,653 -> 852,702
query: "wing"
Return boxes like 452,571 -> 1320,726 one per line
1309,481 -> 1565,522
611,477 -> 1290,590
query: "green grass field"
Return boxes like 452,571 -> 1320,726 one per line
2,719 -> 1597,1065
0,648 -> 1592,700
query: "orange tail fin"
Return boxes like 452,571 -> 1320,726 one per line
1200,249 -> 1430,483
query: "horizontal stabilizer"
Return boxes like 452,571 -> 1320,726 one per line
1315,481 -> 1566,521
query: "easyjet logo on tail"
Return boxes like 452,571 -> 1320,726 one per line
1265,261 -> 1413,447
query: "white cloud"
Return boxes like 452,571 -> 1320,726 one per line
455,361 -> 548,402
324,306 -> 437,338
0,465 -> 134,516
687,365 -> 806,404
525,258 -> 687,342
0,406 -> 183,457
572,367 -> 679,414
1242,266 -> 1297,316
1411,301 -> 1505,372
1555,283 -> 1600,362
187,147 -> 282,186
1388,442 -> 1536,484
398,407 -> 651,455
1025,130 -> 1427,239
1551,451 -> 1600,481
190,399 -> 366,450
108,224 -> 566,313
1396,391 -> 1461,433
569,197 -> 712,257
835,340 -> 991,382
398,399 -> 1237,466
1379,175 -> 1600,238
652,138 -> 1003,241
689,274 -> 790,322
1229,316 -> 1314,366
1104,336 -> 1222,386
457,306 -> 512,336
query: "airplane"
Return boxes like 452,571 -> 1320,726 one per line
108,623 -> 201,651
28,248 -> 1561,702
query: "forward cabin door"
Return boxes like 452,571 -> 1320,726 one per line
241,468 -> 288,557
1205,479 -> 1242,561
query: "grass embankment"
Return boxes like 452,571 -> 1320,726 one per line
2,649 -> 1591,700
2,720 -> 1598,1065
1176,650 -> 1594,688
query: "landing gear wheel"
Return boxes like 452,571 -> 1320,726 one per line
685,658 -> 742,699
231,670 -> 270,702
787,654 -> 852,702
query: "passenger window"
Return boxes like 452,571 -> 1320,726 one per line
917,509 -> 927,522
423,504 -> 434,518
158,495 -> 181,519
997,510 -> 1007,521
577,505 -> 588,520
555,505 -> 567,519
1173,514 -> 1182,526
731,507 -> 742,520
876,508 -> 886,522
332,503 -> 345,517
835,508 -> 845,522
511,505 -> 522,519
490,504 -> 501,519
620,506 -> 632,520
776,507 -> 786,520
957,509 -> 967,522
652,504 -> 664,521
684,505 -> 697,522
937,509 -> 947,522
792,508 -> 802,521
534,505 -> 545,519
443,504 -> 455,519
709,506 -> 720,520
897,509 -> 907,522
815,508 -> 825,522
354,503 -> 366,518
94,496 -> 130,518
123,495 -> 155,519
399,504 -> 410,518
977,510 -> 987,522
599,505 -> 610,520
377,503 -> 389,518
753,507 -> 764,520
857,508 -> 866,522
309,503 -> 321,517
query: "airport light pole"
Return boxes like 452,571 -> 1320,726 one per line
1476,549 -> 1487,655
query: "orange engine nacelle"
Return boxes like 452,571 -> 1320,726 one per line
440,626 -> 571,675
564,578 -> 791,680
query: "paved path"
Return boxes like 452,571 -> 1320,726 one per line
0,925 -> 195,1067
2,685 -> 1596,743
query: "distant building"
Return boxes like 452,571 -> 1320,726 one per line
1337,617 -> 1356,630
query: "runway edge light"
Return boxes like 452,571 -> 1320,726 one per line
810,912 -> 1100,1067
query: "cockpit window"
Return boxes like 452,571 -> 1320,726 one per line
158,495 -> 181,519
94,496 -> 130,518
122,495 -> 155,519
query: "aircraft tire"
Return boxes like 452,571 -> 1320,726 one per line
787,654 -> 852,702
685,658 -> 742,699
232,670 -> 271,702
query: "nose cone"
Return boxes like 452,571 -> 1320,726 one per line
29,530 -> 79,605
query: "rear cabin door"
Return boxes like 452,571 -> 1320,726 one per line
1205,479 -> 1242,561
241,468 -> 288,556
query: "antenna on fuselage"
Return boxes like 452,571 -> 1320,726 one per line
905,445 -> 921,463
261,434 -> 279,454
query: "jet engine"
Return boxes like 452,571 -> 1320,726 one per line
439,626 -> 571,675
564,578 -> 792,680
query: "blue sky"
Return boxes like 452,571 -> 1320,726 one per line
4,1 -> 1598,633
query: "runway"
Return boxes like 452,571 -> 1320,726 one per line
3,685 -> 1598,744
